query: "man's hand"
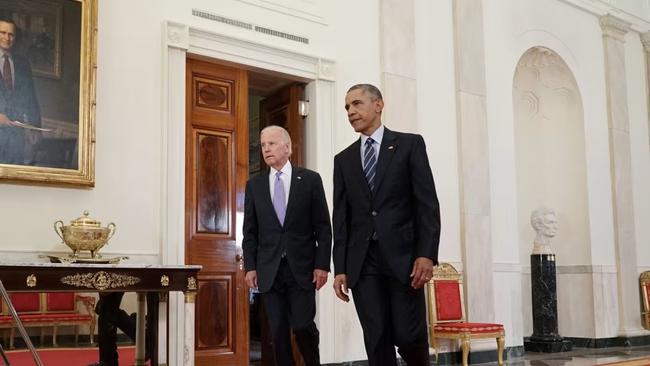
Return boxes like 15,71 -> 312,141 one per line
410,257 -> 434,289
245,270 -> 258,290
313,269 -> 328,290
333,274 -> 349,302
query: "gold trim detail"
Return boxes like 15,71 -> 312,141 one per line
185,291 -> 197,303
187,276 -> 197,290
60,271 -> 140,290
161,275 -> 170,287
26,274 -> 37,287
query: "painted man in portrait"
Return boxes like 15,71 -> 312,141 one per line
0,16 -> 41,165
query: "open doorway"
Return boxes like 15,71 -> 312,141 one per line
247,70 -> 307,366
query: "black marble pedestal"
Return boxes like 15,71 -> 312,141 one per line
524,254 -> 572,353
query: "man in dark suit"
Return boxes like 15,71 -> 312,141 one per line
0,17 -> 41,165
333,84 -> 441,366
243,125 -> 332,366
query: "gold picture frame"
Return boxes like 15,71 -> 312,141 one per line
0,0 -> 97,187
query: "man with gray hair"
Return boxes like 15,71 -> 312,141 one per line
243,125 -> 332,365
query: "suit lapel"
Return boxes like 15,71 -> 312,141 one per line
259,169 -> 282,227
284,166 -> 302,225
349,139 -> 372,199
373,128 -> 397,194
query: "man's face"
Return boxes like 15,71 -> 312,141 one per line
541,214 -> 558,237
344,89 -> 383,135
0,21 -> 15,52
260,128 -> 290,170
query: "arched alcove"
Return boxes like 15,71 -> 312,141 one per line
513,47 -> 594,336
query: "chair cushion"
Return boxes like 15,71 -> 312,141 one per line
434,322 -> 504,334
46,293 -> 75,312
9,293 -> 40,313
434,280 -> 463,321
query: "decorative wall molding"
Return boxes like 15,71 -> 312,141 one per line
165,21 -> 189,51
188,26 -> 334,81
235,0 -> 328,25
600,14 -> 632,41
641,32 -> 650,50
559,0 -> 650,33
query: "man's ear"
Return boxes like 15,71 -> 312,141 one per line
375,99 -> 384,113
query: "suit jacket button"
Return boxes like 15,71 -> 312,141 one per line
371,211 -> 377,216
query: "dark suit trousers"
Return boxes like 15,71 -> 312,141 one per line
352,241 -> 429,366
262,258 -> 320,366
96,292 -> 157,366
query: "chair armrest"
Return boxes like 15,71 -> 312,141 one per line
75,295 -> 96,315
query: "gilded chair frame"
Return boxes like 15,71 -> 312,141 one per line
641,271 -> 650,330
427,263 -> 505,366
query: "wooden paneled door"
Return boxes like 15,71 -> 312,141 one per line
185,58 -> 249,365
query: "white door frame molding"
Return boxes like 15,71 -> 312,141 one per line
161,20 -> 336,365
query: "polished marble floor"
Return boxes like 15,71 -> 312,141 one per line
475,346 -> 650,365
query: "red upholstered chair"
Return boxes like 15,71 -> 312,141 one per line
45,293 -> 96,345
641,271 -> 650,330
426,263 -> 505,366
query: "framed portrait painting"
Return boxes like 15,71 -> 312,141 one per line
0,0 -> 96,187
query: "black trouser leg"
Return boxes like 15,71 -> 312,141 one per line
353,242 -> 430,366
96,293 -> 126,366
389,279 -> 429,366
286,269 -> 320,366
352,274 -> 398,366
262,259 -> 321,366
352,244 -> 398,366
262,267 -> 295,366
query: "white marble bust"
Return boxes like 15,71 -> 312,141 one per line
530,207 -> 558,255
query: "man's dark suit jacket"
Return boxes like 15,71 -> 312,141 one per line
333,128 -> 441,288
0,54 -> 41,126
243,166 -> 332,293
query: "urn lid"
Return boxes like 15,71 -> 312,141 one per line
70,210 -> 101,227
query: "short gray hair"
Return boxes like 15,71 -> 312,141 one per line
347,84 -> 383,101
260,125 -> 292,153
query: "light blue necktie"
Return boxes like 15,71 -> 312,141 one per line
273,171 -> 286,225
363,138 -> 377,191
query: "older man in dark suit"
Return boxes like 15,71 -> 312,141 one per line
243,125 -> 332,366
0,17 -> 41,165
333,84 -> 441,366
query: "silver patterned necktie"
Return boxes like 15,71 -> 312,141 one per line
273,171 -> 286,225
363,138 -> 376,191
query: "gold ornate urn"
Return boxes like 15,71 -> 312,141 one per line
54,211 -> 116,258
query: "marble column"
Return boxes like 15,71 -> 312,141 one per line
642,32 -> 650,149
379,0 -> 418,132
524,254 -> 572,352
452,0 -> 495,322
599,15 -> 643,336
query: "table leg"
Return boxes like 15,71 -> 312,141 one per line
134,293 -> 147,366
183,291 -> 197,366
158,293 -> 168,366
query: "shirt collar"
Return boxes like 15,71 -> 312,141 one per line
270,160 -> 292,178
361,124 -> 384,147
